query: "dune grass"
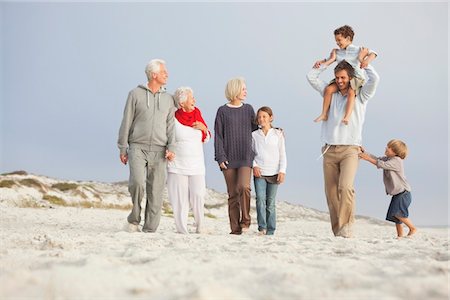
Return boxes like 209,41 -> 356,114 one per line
0,180 -> 16,188
1,170 -> 28,176
43,194 -> 68,206
51,182 -> 79,192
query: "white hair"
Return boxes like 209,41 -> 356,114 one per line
174,86 -> 194,108
145,59 -> 166,80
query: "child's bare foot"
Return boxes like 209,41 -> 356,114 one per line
407,227 -> 417,237
342,117 -> 349,125
314,114 -> 328,122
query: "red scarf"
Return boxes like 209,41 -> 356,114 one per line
175,107 -> 210,142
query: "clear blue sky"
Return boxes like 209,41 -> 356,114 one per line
0,2 -> 448,226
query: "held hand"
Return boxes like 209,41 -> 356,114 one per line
359,47 -> 369,60
219,161 -> 229,170
313,60 -> 323,69
192,121 -> 207,132
120,154 -> 128,165
165,150 -> 176,161
360,61 -> 369,69
277,172 -> 285,184
253,167 -> 261,178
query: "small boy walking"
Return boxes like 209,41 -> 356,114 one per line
359,139 -> 417,238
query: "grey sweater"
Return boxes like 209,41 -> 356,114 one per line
214,103 -> 257,169
118,85 -> 175,155
373,155 -> 411,196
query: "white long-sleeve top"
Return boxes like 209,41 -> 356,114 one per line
252,128 -> 287,176
336,44 -> 378,81
307,64 -> 380,146
167,119 -> 210,175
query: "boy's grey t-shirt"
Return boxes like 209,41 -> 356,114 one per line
374,155 -> 411,196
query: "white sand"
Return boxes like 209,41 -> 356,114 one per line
0,173 -> 449,299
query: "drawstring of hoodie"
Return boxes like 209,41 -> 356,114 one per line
146,88 -> 161,109
157,92 -> 160,110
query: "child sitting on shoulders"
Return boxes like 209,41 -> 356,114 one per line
313,25 -> 378,125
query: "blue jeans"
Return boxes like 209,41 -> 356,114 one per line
254,177 -> 278,235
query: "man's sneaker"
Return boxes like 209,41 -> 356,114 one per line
124,222 -> 140,233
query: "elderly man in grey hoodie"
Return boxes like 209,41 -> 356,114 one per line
118,59 -> 176,233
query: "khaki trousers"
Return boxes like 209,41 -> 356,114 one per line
322,145 -> 360,236
222,167 -> 252,234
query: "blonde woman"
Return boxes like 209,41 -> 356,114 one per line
214,77 -> 257,235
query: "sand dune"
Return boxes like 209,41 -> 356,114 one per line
0,172 -> 448,299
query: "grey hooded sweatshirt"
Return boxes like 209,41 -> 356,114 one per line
118,84 -> 176,155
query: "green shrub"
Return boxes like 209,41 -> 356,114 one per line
20,178 -> 46,192
162,202 -> 173,215
205,212 -> 217,219
52,182 -> 78,191
43,194 -> 68,206
204,203 -> 225,209
1,170 -> 28,176
0,180 -> 15,188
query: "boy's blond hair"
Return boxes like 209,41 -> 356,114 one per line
387,139 -> 408,159
225,77 -> 245,102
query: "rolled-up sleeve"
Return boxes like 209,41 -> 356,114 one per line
359,65 -> 380,103
306,66 -> 328,97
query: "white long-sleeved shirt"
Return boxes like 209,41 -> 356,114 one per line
167,119 -> 210,175
307,64 -> 380,146
335,44 -> 378,81
252,128 -> 287,176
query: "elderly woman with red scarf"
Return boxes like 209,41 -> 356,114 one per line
167,87 -> 210,234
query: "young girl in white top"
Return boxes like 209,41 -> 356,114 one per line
252,106 -> 287,235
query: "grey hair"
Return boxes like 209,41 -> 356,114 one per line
174,86 -> 194,108
145,59 -> 166,80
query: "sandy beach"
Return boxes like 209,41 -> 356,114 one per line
0,173 -> 448,299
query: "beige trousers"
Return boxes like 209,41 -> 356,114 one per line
322,145 -> 360,236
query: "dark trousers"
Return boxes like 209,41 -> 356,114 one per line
223,167 -> 252,234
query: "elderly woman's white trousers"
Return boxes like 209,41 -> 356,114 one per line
167,173 -> 205,234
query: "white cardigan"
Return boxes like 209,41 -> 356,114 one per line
167,119 -> 210,176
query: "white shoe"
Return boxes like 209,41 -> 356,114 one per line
124,222 -> 140,233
